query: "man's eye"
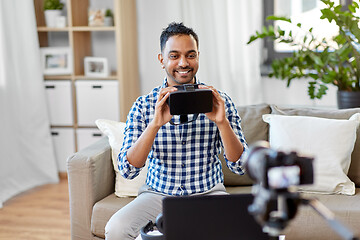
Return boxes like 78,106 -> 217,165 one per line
169,55 -> 178,59
188,53 -> 197,58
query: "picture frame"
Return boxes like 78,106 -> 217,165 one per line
84,57 -> 110,78
88,9 -> 105,27
40,47 -> 72,75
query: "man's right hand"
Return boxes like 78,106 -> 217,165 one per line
152,87 -> 177,128
125,87 -> 178,168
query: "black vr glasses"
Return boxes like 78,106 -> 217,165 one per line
167,84 -> 213,125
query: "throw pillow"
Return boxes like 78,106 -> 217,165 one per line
262,113 -> 360,195
221,104 -> 271,186
270,105 -> 360,187
95,119 -> 148,197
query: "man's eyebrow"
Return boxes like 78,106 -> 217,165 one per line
168,50 -> 197,54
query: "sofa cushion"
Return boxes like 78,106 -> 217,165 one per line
222,104 -> 271,186
263,113 -> 359,195
96,119 -> 148,197
91,194 -> 135,238
271,105 -> 360,187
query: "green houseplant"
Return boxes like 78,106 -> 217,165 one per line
43,0 -> 64,28
104,9 -> 114,26
247,0 -> 360,108
43,0 -> 64,10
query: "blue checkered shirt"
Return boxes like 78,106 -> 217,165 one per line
118,79 -> 248,196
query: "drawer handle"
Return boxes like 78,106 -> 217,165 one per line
92,85 -> 102,89
46,85 -> 55,89
93,133 -> 102,137
51,132 -> 59,136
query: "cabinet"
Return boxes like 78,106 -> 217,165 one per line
51,128 -> 75,172
76,80 -> 119,125
34,0 -> 139,161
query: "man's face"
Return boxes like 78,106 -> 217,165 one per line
158,34 -> 199,86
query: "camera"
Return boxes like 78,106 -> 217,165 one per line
245,141 -> 314,190
167,84 -> 213,115
244,141 -> 314,236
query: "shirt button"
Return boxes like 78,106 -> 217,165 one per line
182,164 -> 185,167
182,141 -> 186,145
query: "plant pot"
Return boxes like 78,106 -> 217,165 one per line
44,10 -> 62,28
337,90 -> 360,109
104,17 -> 113,26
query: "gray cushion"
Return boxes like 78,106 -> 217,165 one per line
91,194 -> 135,238
270,105 -> 360,187
222,104 -> 271,186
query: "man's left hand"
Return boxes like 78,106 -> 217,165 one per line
198,85 -> 227,125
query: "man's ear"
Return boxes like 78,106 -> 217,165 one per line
158,53 -> 164,68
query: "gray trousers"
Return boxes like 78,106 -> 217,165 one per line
105,183 -> 228,240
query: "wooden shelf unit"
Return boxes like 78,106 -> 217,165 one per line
34,0 -> 140,122
34,0 -> 140,152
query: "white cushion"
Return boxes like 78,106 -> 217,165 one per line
95,119 -> 148,197
262,113 -> 360,195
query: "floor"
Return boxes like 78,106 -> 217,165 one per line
0,176 -> 70,240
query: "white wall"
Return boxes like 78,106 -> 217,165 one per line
261,77 -> 337,108
136,0 -> 184,95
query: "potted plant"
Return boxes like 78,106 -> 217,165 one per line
247,0 -> 360,108
104,9 -> 114,26
43,0 -> 64,28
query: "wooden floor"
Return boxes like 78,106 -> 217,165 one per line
0,176 -> 70,240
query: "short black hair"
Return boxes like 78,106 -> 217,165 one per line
160,22 -> 199,52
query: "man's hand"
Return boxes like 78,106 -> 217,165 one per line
152,87 -> 177,128
198,85 -> 244,162
126,86 -> 177,168
198,85 -> 226,125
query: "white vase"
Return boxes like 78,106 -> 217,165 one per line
104,17 -> 113,26
44,10 -> 62,28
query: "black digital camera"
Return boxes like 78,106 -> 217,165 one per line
167,84 -> 213,115
246,141 -> 314,190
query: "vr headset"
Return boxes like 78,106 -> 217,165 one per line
167,84 -> 213,125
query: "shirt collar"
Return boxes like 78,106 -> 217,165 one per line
162,77 -> 200,88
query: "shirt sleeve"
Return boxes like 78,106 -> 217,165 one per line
118,97 -> 147,179
220,92 -> 249,175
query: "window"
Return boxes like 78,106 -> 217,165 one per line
263,0 -> 353,64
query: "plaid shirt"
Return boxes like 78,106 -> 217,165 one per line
118,79 -> 248,196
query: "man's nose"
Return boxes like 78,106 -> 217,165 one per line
178,56 -> 189,67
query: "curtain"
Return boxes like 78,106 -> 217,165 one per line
0,0 -> 58,208
180,0 -> 263,106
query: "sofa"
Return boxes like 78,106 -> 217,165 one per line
67,103 -> 360,240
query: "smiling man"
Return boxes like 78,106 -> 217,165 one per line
105,22 -> 248,240
159,33 -> 199,85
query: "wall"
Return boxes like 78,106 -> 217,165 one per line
136,0 -> 183,95
261,76 -> 337,108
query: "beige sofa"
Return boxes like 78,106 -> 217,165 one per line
67,104 -> 360,240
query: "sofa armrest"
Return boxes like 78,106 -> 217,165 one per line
67,137 -> 115,240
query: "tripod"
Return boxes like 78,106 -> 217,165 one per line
301,198 -> 358,240
249,188 -> 358,240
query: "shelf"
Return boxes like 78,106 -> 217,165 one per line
35,0 -> 140,152
44,75 -> 72,80
37,26 -> 115,32
74,74 -> 118,80
37,26 -> 69,32
72,26 -> 116,32
50,125 -> 74,128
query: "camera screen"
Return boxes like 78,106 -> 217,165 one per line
267,165 -> 300,189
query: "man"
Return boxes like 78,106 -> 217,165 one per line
105,22 -> 248,240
